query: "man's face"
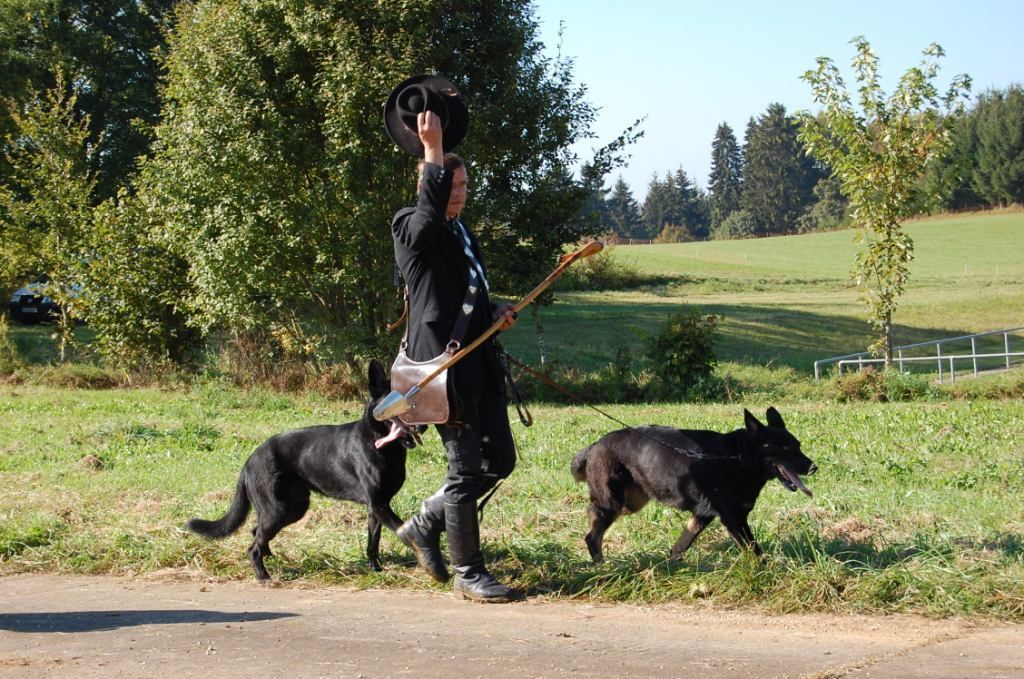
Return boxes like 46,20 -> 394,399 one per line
446,166 -> 468,219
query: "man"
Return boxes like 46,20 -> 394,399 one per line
390,110 -> 518,603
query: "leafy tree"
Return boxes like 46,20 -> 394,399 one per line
741,103 -> 820,235
799,37 -> 971,364
796,175 -> 848,233
711,208 -> 758,240
605,176 -> 643,238
972,85 -> 1024,206
0,0 -> 178,198
0,78 -> 94,360
146,0 -> 631,362
78,192 -> 198,369
708,122 -> 742,228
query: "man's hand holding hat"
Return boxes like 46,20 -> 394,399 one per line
384,74 -> 468,157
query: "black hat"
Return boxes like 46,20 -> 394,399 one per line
384,74 -> 468,157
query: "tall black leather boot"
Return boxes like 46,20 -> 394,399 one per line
445,501 -> 515,603
396,490 -> 449,582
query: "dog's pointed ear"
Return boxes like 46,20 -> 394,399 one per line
368,359 -> 389,398
744,409 -> 763,436
765,406 -> 784,429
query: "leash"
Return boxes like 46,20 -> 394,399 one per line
501,352 -> 742,462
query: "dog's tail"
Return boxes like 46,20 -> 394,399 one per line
186,473 -> 250,539
570,446 -> 592,482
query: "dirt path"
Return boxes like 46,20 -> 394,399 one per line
0,574 -> 1021,678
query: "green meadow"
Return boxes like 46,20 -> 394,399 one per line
2,211 -> 1023,618
502,210 -> 1024,378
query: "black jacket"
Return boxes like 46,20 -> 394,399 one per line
391,162 -> 503,390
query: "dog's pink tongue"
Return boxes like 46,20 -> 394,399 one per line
781,467 -> 813,497
374,421 -> 405,450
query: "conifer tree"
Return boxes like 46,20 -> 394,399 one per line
741,103 -> 819,235
606,176 -> 643,238
673,167 -> 710,240
972,85 -> 1024,206
641,172 -> 674,238
707,122 -> 742,228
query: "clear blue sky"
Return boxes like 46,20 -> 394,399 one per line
533,1 -> 1024,197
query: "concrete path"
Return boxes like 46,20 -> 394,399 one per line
0,574 -> 1021,678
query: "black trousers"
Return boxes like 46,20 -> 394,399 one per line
435,351 -> 516,505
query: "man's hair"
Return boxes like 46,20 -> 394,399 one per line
417,153 -> 465,181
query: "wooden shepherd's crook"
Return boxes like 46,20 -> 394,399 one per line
373,240 -> 604,421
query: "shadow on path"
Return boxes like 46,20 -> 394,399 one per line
0,609 -> 297,633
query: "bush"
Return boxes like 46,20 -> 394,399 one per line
883,371 -> 937,401
654,224 -> 695,244
644,308 -> 719,399
831,368 -> 947,402
556,248 -> 662,291
830,367 -> 887,402
712,209 -> 759,240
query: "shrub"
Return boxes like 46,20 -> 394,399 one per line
556,248 -> 660,291
644,308 -> 719,399
883,371 -> 936,401
712,209 -> 758,240
830,367 -> 887,402
654,224 -> 695,244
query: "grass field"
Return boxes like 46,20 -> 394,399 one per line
0,384 -> 1021,617
501,211 -> 1024,377
2,211 -> 1023,618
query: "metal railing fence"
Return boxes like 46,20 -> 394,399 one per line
814,327 -> 1024,382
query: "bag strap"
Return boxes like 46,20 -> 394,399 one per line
397,280 -> 480,353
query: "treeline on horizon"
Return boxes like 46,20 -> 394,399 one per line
595,88 -> 1024,243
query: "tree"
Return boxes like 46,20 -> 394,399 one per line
78,192 -> 198,369
972,85 -> 1024,206
672,167 -> 710,240
605,176 -> 643,238
641,172 -> 674,238
741,103 -> 820,235
642,168 -> 708,241
707,122 -> 742,228
146,0 -> 631,361
0,0 -> 178,198
0,78 -> 94,360
920,104 -> 983,211
799,37 -> 971,364
796,174 -> 848,233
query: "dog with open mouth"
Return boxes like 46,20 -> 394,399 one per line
571,407 -> 816,562
187,359 -> 423,580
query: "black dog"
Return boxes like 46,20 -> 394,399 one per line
187,359 -> 420,580
571,407 -> 816,562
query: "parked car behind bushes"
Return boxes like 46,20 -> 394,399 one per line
7,274 -> 79,323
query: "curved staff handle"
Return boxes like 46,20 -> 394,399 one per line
512,239 -> 604,313
374,240 -> 605,421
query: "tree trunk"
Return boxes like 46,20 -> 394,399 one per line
883,311 -> 894,368
532,305 -> 546,365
